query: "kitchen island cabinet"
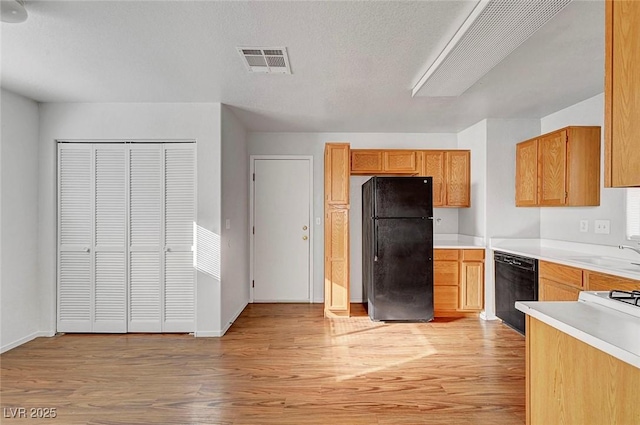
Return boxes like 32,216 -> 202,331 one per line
518,296 -> 640,425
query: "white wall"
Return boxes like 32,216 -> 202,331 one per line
483,119 -> 541,320
540,93 -> 626,246
485,119 -> 541,239
37,103 -> 223,336
1,89 -> 42,352
247,132 -> 458,303
457,120 -> 487,238
220,105 -> 250,332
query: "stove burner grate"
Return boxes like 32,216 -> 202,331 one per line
609,290 -> 640,306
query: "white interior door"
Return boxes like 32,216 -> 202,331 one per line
163,144 -> 196,332
93,145 -> 127,332
253,158 -> 311,302
128,144 -> 163,332
58,144 -> 93,332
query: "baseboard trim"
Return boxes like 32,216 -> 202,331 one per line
194,330 -> 224,337
1,331 -> 54,354
195,301 -> 249,338
480,311 -> 498,321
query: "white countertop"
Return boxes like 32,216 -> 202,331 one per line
433,234 -> 485,249
490,238 -> 640,281
516,299 -> 640,369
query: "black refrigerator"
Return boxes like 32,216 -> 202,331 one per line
362,177 -> 434,322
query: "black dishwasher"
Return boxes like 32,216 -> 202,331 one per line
494,251 -> 538,335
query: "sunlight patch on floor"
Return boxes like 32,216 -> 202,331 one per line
329,319 -> 438,382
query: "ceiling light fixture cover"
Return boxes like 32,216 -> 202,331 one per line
412,0 -> 572,98
237,47 -> 292,74
1,0 -> 28,23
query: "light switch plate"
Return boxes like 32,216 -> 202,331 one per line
225,219 -> 231,230
594,219 -> 610,234
579,220 -> 588,233
316,217 -> 321,225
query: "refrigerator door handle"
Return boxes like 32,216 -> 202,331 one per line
374,219 -> 379,261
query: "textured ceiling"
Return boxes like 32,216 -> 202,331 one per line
1,1 -> 604,133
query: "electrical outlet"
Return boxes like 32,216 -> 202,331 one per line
594,219 -> 610,234
579,220 -> 588,233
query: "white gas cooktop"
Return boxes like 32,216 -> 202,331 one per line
579,290 -> 640,319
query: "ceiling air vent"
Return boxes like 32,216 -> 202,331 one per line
237,47 -> 292,74
412,0 -> 572,97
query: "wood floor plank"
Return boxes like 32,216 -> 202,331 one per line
1,303 -> 525,424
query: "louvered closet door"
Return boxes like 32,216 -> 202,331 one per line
163,144 -> 195,332
93,145 -> 127,332
58,144 -> 94,332
128,145 -> 164,332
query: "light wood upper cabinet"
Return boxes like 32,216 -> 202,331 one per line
350,150 -> 419,175
325,143 -> 350,205
420,150 -> 470,208
538,131 -> 567,206
515,127 -> 600,207
515,139 -> 538,206
446,151 -> 470,207
605,0 -> 640,187
422,151 -> 446,206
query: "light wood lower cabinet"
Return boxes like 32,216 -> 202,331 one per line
434,249 -> 484,316
539,278 -> 582,301
584,270 -> 640,292
539,260 -> 640,301
538,260 -> 583,301
526,316 -> 640,425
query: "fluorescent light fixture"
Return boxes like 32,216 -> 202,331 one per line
412,0 -> 572,98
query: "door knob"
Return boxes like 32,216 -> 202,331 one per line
84,247 -> 90,253
302,225 -> 308,230
302,236 -> 308,240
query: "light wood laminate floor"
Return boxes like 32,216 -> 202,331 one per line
1,304 -> 525,424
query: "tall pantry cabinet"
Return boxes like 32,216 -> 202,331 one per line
57,142 -> 196,333
324,143 -> 350,317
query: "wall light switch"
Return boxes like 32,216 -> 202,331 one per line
594,219 -> 610,234
579,220 -> 588,233
315,217 -> 321,225
225,219 -> 231,230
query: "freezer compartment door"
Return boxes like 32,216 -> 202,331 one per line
371,218 -> 433,321
374,177 -> 433,218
